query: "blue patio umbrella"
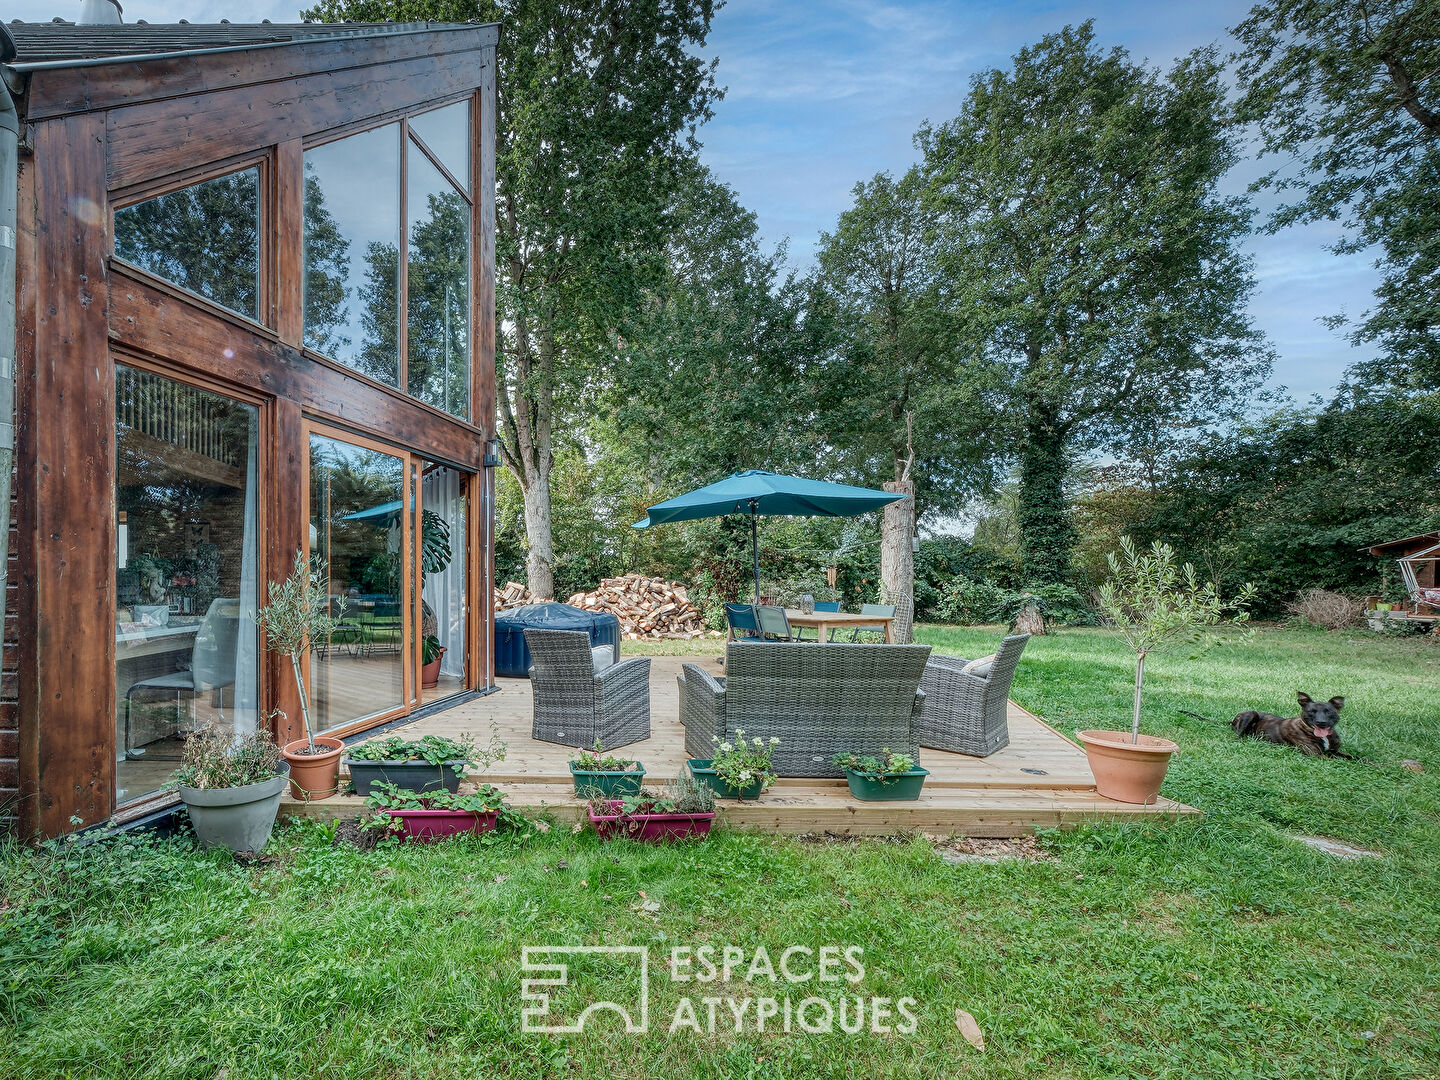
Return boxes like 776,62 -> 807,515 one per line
633,470 -> 906,603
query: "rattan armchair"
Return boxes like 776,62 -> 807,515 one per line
915,634 -> 1029,757
524,628 -> 651,749
680,642 -> 930,777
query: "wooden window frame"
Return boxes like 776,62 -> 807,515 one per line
108,152 -> 275,332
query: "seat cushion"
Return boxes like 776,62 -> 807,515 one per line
592,646 -> 615,674
962,654 -> 996,678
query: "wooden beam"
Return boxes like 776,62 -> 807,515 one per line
25,114 -> 114,836
22,25 -> 501,123
106,49 -> 493,189
108,270 -> 488,471
273,139 -> 304,346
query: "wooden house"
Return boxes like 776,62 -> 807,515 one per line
0,18 -> 499,836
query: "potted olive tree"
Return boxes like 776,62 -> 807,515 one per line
254,551 -> 346,801
1081,538 -> 1255,804
172,727 -> 289,853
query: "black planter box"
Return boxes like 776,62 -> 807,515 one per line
343,757 -> 465,796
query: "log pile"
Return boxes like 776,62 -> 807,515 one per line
566,574 -> 716,639
494,581 -> 538,611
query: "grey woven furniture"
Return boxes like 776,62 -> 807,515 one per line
681,642 -> 931,777
524,628 -> 651,749
915,634 -> 1029,757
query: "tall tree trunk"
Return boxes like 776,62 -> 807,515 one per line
521,469 -> 556,600
880,479 -> 915,643
1017,411 -> 1075,586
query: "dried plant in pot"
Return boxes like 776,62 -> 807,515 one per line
1084,538 -> 1255,804
588,774 -> 717,842
171,726 -> 289,853
254,551 -> 348,801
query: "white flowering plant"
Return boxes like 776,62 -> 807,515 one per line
709,729 -> 780,793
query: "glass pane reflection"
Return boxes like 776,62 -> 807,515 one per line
406,143 -> 471,419
303,126 -> 402,385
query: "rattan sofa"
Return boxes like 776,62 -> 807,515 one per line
914,634 -> 1029,756
524,628 -> 651,749
680,642 -> 931,778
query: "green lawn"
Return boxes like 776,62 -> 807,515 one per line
3,626 -> 1438,1079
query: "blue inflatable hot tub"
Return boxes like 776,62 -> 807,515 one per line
494,602 -> 621,678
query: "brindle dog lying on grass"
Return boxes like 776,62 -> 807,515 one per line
1232,692 -> 1346,757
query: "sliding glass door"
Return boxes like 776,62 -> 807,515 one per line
306,428 -> 472,733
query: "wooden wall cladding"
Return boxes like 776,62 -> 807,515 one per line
106,47 -> 495,189
10,31 -> 499,835
22,114 -> 115,836
22,26 -> 499,123
108,272 -> 487,472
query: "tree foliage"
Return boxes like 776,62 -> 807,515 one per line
919,23 -> 1271,585
1233,0 -> 1440,387
304,0 -> 721,599
812,168 -> 996,520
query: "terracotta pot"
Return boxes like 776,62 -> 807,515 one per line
281,736 -> 345,801
421,647 -> 447,689
1076,730 -> 1178,805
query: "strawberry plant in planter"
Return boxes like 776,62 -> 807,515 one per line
569,742 -> 646,798
831,749 -> 929,802
344,731 -> 502,796
362,781 -> 509,842
588,775 -> 716,842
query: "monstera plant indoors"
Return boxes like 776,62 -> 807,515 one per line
420,508 -> 453,689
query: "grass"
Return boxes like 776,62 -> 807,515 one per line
3,625 -> 1439,1079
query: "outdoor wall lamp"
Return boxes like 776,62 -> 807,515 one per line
483,437 -> 501,468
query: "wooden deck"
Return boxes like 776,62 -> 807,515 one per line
282,655 -> 1199,836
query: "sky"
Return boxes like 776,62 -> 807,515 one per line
10,0 -> 1378,402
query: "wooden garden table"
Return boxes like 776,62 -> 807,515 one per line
783,608 -> 895,644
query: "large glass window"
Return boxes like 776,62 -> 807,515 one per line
407,142 -> 472,418
114,169 -> 261,320
114,365 -> 260,804
302,104 -> 473,421
409,100 -> 470,193
309,433 -> 407,730
303,125 -> 403,386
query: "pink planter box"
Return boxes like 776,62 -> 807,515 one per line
588,802 -> 716,842
386,808 -> 498,842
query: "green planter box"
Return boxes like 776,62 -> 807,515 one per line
688,758 -> 765,800
842,766 -> 929,802
569,761 -> 646,798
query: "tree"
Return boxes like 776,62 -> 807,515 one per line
813,169 -> 999,639
919,23 -> 1270,585
304,0 -> 721,598
1097,538 -> 1255,744
1232,0 -> 1440,388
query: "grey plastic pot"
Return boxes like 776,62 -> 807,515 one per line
178,765 -> 290,853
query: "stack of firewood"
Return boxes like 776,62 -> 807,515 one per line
566,574 -> 716,639
493,581 -> 537,611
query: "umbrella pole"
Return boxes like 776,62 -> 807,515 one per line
750,508 -> 761,605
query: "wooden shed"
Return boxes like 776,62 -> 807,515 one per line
1367,530 -> 1440,618
0,18 -> 499,837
